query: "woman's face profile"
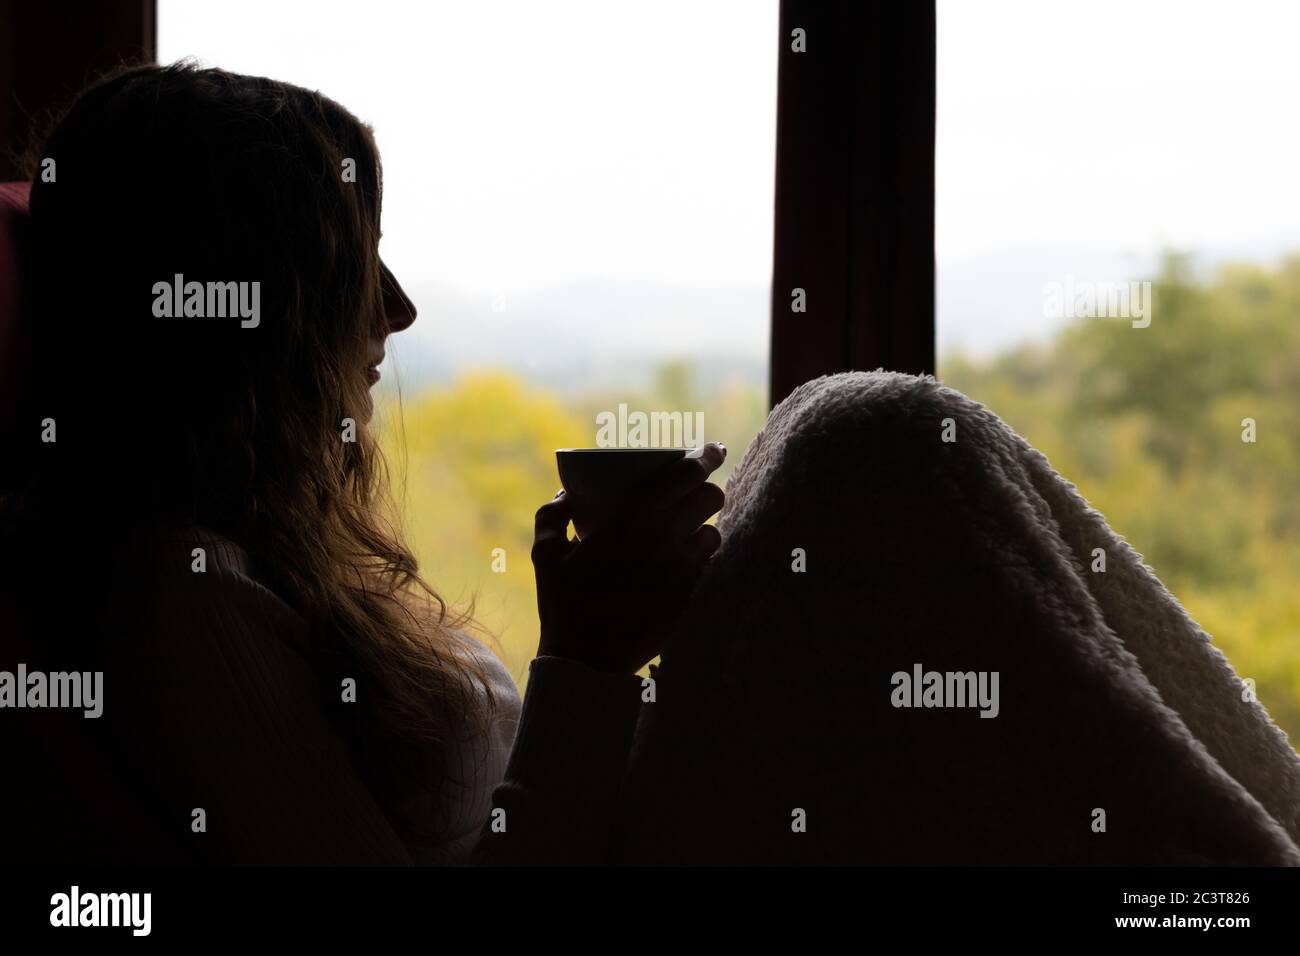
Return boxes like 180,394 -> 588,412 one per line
27,64 -> 428,475
371,257 -> 417,397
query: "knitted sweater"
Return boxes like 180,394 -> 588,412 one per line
98,525 -> 642,864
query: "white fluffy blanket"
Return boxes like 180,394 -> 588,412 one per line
618,371 -> 1300,864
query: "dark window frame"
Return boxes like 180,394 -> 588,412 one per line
769,0 -> 936,407
0,0 -> 156,180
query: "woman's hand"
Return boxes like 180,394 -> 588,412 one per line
531,442 -> 727,674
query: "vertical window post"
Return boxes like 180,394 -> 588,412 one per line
769,0 -> 936,407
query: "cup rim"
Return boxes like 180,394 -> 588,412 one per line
555,447 -> 695,454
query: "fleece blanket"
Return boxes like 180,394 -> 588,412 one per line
616,371 -> 1300,864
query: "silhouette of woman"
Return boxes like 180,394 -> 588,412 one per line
0,63 -> 724,864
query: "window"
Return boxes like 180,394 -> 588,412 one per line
160,0 -> 779,682
938,0 -> 1300,740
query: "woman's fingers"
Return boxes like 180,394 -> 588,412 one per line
683,523 -> 722,563
632,442 -> 727,513
662,482 -> 725,543
592,481 -> 724,558
531,491 -> 574,568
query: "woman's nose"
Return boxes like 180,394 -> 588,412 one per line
380,259 -> 417,332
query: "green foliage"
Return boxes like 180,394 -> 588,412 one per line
944,253 -> 1300,744
374,257 -> 1300,750
374,366 -> 768,684
374,373 -> 589,682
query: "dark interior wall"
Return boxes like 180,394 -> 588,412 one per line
770,0 -> 936,405
0,0 -> 156,180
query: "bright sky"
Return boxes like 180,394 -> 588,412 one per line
938,0 -> 1300,265
159,0 -> 779,297
161,1 -> 1300,359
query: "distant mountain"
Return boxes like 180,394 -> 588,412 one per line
382,277 -> 769,393
376,238 -> 1300,390
939,238 -> 1300,358
939,244 -> 1156,357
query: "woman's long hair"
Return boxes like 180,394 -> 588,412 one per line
7,62 -> 496,844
